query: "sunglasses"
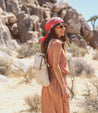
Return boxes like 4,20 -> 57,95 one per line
56,24 -> 67,29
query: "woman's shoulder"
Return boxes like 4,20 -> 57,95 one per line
52,39 -> 62,47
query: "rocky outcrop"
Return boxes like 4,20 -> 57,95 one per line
0,51 -> 27,76
0,0 -> 97,49
0,15 -> 16,49
17,12 -> 33,42
0,0 -> 6,11
68,34 -> 87,49
89,30 -> 98,49
6,0 -> 20,15
37,0 -> 56,6
52,0 -> 68,13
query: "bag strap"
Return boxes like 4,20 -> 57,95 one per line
46,39 -> 56,55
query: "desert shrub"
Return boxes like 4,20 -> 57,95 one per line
67,43 -> 87,57
67,57 -> 94,77
93,50 -> 98,60
0,57 -> 12,76
25,94 -> 41,113
84,78 -> 98,113
17,43 -> 40,58
21,64 -> 36,84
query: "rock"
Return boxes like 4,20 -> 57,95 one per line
30,15 -> 42,37
0,7 -> 3,14
6,0 -> 20,15
51,12 -> 58,17
9,23 -> 18,36
41,18 -> 50,35
59,9 -> 67,20
52,0 -> 68,13
0,0 -> 6,11
20,0 -> 39,6
68,34 -> 87,49
79,15 -> 93,42
12,40 -> 21,49
64,7 -> 81,34
0,51 -> 27,76
71,38 -> 80,46
0,18 -> 15,49
21,4 -> 30,14
26,31 -> 39,44
38,0 -> 56,6
0,75 -> 9,83
42,2 -> 53,9
67,19 -> 81,34
80,39 -> 87,49
64,7 -> 79,21
6,13 -> 17,24
89,30 -> 98,49
43,7 -> 51,18
17,12 -> 33,42
29,5 -> 43,22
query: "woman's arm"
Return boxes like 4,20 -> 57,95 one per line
52,40 -> 66,88
52,40 -> 69,99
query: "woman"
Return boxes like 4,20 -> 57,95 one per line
41,17 -> 70,113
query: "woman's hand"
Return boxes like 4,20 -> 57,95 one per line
62,86 -> 69,100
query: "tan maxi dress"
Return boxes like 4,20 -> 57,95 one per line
41,40 -> 70,113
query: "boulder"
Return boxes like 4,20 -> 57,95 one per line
6,13 -> 17,24
21,4 -> 30,14
30,15 -> 42,37
30,15 -> 39,31
59,9 -> 67,20
89,30 -> 98,49
51,12 -> 58,17
67,19 -> 81,34
38,0 -> 56,6
20,0 -> 39,6
17,12 -> 33,42
80,39 -> 87,49
6,0 -> 20,15
26,31 -> 39,44
42,7 -> 51,19
9,23 -> 18,36
0,17 -> 15,49
42,2 -> 54,9
0,51 -> 27,76
79,15 -> 93,42
68,34 -> 87,49
29,5 -> 43,22
0,0 -> 6,11
0,75 -> 9,83
64,7 -> 81,34
52,0 -> 68,13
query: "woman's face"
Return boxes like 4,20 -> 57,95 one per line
55,23 -> 66,38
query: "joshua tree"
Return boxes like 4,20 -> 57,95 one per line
87,15 -> 98,30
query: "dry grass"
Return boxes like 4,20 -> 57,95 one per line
17,43 -> 40,58
93,50 -> 98,60
68,57 -> 95,78
83,78 -> 98,113
0,57 -> 12,76
67,43 -> 88,57
25,94 -> 41,113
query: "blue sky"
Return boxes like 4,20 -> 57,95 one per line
57,0 -> 98,29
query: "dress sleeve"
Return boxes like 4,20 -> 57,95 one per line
52,40 -> 66,88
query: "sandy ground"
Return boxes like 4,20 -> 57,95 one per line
0,55 -> 98,113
